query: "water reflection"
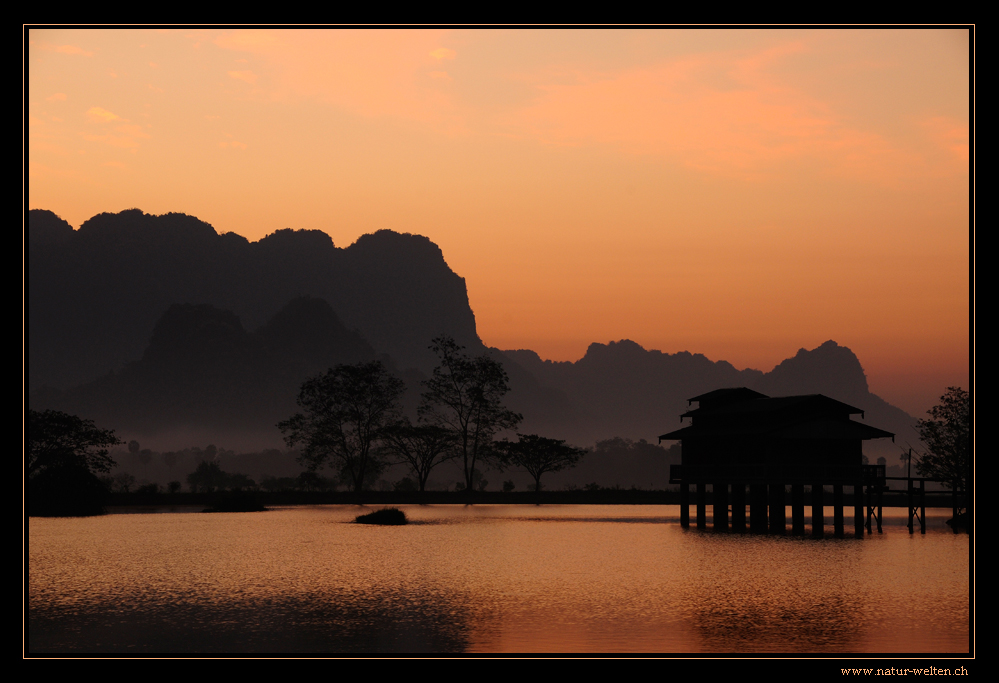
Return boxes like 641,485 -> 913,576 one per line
28,505 -> 969,654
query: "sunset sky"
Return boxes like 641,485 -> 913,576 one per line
26,28 -> 971,417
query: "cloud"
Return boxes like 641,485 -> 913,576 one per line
53,44 -> 93,57
213,29 -> 465,131
46,93 -> 67,102
430,47 -> 456,61
227,70 -> 258,85
499,43 -> 954,185
921,116 -> 969,164
81,123 -> 150,150
215,29 -> 281,51
86,107 -> 125,123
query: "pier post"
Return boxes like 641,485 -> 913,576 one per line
908,478 -> 914,534
854,481 -> 864,539
865,484 -> 873,534
920,480 -> 926,535
791,483 -> 805,535
750,483 -> 768,533
731,483 -> 746,533
833,483 -> 844,537
952,482 -> 959,534
768,481 -> 785,535
877,484 -> 883,533
680,482 -> 689,528
811,483 -> 824,538
713,482 -> 728,531
696,482 -> 706,529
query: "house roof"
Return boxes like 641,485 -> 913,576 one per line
659,388 -> 893,443
680,393 -> 866,420
687,387 -> 768,407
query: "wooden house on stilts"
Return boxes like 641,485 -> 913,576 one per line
660,388 -> 894,537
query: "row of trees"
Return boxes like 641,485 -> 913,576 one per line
27,365 -> 970,515
278,335 -> 585,495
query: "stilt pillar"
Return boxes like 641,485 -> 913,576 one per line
731,483 -> 746,533
919,480 -> 926,534
750,483 -> 768,533
713,482 -> 728,531
876,484 -> 883,533
833,483 -> 844,537
908,478 -> 915,534
680,482 -> 689,528
811,483 -> 824,538
854,481 -> 864,538
865,483 -> 873,534
768,481 -> 785,535
791,483 -> 805,535
696,482 -> 706,529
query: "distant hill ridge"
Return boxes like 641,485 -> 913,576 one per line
499,338 -> 912,457
28,208 -> 915,461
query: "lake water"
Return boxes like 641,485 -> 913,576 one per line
27,505 -> 970,654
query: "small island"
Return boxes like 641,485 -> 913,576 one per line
355,508 -> 407,525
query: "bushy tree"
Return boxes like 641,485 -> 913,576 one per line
186,460 -> 227,493
279,361 -> 405,493
419,336 -> 521,496
915,387 -> 971,490
27,409 -> 122,516
496,433 -> 586,494
27,409 -> 120,479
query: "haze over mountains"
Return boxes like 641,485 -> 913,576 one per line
28,209 -> 915,467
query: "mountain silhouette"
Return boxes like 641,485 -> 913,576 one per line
28,209 -> 480,392
756,340 -> 868,399
500,339 -> 913,465
33,298 -> 384,441
28,208 -> 915,469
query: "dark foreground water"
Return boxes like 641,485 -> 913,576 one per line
27,505 -> 970,654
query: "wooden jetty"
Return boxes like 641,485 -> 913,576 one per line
660,388 -> 895,538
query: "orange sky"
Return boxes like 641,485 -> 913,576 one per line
26,28 -> 971,417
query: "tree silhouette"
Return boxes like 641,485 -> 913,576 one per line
419,336 -> 521,496
27,409 -> 122,516
279,360 -> 405,493
380,419 -> 457,492
915,387 -> 970,491
28,409 -> 120,479
186,460 -> 227,493
496,433 -> 586,495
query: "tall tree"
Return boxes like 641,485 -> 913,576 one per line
278,361 -> 404,493
419,335 -> 521,495
496,433 -> 586,496
915,387 -> 971,491
380,419 -> 457,492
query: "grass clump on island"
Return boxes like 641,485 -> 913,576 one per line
355,507 -> 408,525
